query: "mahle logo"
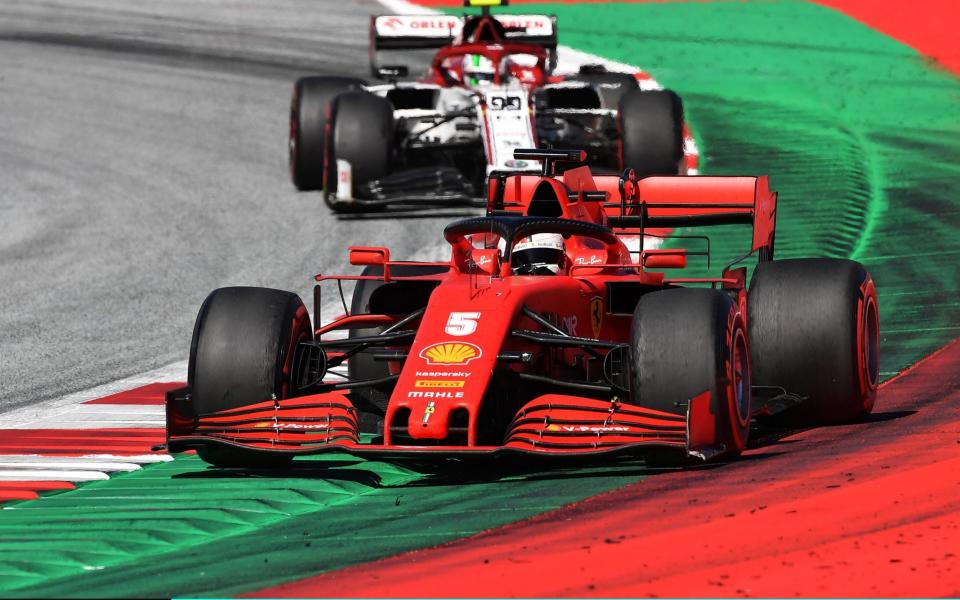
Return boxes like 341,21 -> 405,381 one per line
419,342 -> 482,366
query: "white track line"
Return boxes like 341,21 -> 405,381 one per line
0,470 -> 111,482
0,361 -> 185,429
0,458 -> 142,472
0,321 -> 349,432
13,404 -> 166,430
0,454 -> 172,486
81,453 -> 174,463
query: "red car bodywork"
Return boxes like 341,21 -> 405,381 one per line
166,153 -> 777,462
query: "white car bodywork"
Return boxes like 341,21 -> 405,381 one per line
367,82 -> 537,172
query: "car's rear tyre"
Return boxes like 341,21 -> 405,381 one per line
324,91 -> 394,211
618,89 -> 685,178
630,288 -> 751,462
289,76 -> 366,191
748,258 -> 879,424
189,287 -> 313,467
348,265 -> 448,428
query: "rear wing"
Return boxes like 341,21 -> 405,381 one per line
484,149 -> 778,265
610,175 -> 778,260
369,14 -> 558,77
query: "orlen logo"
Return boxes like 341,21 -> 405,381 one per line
499,17 -> 549,29
419,342 -> 482,366
377,16 -> 460,33
381,17 -> 403,30
408,18 -> 459,30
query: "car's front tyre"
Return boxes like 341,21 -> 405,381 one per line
189,287 -> 313,467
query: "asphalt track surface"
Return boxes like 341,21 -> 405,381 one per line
0,0 -> 462,413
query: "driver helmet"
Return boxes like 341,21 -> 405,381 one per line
512,233 -> 566,275
462,53 -> 497,87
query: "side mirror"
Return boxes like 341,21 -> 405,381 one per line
578,63 -> 608,75
377,65 -> 409,79
349,246 -> 390,266
642,249 -> 687,269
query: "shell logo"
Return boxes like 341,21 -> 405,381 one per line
419,341 -> 482,366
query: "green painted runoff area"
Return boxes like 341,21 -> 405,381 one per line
3,2 -> 958,597
0,453 -> 652,597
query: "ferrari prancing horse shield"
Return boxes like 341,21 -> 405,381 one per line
590,297 -> 603,338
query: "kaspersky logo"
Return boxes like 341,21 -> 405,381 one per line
419,342 -> 482,366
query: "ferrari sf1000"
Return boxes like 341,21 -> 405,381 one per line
168,149 -> 879,467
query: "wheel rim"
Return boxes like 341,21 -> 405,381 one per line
861,294 -> 880,392
288,91 -> 299,179
730,327 -> 751,427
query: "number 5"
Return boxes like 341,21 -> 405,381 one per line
445,312 -> 480,336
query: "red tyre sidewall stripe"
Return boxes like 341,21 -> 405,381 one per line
723,308 -> 750,452
856,275 -> 880,411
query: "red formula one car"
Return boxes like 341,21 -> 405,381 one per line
167,150 -> 880,467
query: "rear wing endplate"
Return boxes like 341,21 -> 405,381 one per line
608,176 -> 777,258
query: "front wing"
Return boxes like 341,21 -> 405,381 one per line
166,389 -> 724,462
340,166 -> 486,209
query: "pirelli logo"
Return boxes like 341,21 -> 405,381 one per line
414,380 -> 465,389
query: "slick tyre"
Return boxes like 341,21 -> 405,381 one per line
348,265 -> 447,429
748,258 -> 879,424
324,91 -> 394,211
631,288 -> 751,462
189,287 -> 313,467
289,76 -> 366,191
618,89 -> 684,177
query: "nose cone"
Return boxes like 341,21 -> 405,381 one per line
404,392 -> 465,441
